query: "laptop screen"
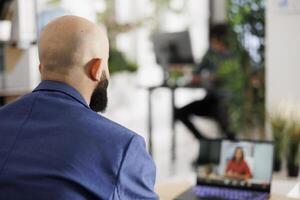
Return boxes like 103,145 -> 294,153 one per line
196,139 -> 274,192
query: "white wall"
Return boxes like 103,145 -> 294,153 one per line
11,0 -> 37,48
211,0 -> 227,24
266,0 -> 300,109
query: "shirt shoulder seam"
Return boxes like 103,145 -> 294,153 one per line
0,93 -> 40,176
108,134 -> 137,200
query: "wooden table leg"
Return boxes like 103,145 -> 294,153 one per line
148,88 -> 153,156
171,88 -> 176,161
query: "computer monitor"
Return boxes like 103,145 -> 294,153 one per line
196,139 -> 274,193
152,31 -> 194,66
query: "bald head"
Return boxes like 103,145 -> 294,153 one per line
38,15 -> 109,75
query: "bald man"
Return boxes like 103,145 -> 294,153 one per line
0,16 -> 158,200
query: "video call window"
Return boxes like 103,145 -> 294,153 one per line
197,140 -> 274,191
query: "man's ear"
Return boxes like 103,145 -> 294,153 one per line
88,58 -> 102,81
39,64 -> 42,74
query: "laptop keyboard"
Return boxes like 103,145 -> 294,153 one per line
192,185 -> 269,200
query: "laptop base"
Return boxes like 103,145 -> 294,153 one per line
175,185 -> 269,200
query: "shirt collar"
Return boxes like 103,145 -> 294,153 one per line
33,80 -> 90,109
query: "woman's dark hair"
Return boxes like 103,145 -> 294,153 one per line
231,146 -> 244,161
209,24 -> 229,44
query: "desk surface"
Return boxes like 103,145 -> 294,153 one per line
142,83 -> 201,90
0,90 -> 29,97
156,182 -> 297,200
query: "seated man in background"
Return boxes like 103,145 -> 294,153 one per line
0,16 -> 158,200
175,24 -> 244,165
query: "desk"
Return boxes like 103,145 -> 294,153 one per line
144,84 -> 200,160
0,90 -> 29,97
156,182 -> 297,200
0,90 -> 29,106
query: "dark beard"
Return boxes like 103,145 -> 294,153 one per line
89,73 -> 109,113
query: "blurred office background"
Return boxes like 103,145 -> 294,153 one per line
0,0 -> 299,198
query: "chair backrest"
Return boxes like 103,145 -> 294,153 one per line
197,139 -> 221,165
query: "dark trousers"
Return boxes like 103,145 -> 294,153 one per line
175,93 -> 234,140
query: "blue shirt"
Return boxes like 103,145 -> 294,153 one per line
0,80 -> 158,200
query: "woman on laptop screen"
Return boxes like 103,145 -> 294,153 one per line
225,147 -> 252,180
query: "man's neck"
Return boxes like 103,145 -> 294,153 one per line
41,76 -> 92,106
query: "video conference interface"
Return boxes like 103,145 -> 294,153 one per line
196,140 -> 274,191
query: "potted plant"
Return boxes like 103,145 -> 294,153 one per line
285,120 -> 300,177
270,114 -> 287,172
227,0 -> 266,138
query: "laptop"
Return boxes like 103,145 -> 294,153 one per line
176,139 -> 274,200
